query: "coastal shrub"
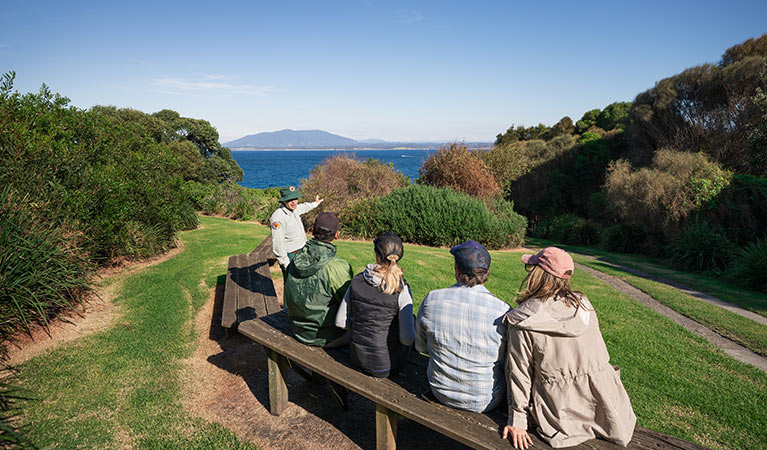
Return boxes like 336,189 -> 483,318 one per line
532,214 -> 600,246
418,142 -> 501,200
339,197 -> 381,239
600,224 -> 647,254
374,185 -> 526,249
699,174 -> 767,245
192,181 -> 280,223
603,150 -> 732,236
629,35 -> 767,176
0,74 -> 202,262
300,154 -> 409,226
480,142 -> 530,192
667,221 -> 733,273
727,238 -> 767,292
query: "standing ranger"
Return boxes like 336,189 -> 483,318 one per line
270,186 -> 323,277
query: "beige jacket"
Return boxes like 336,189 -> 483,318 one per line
504,295 -> 636,448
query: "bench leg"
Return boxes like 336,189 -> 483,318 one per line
375,404 -> 398,450
267,350 -> 289,415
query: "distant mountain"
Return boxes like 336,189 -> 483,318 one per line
224,129 -> 493,150
224,129 -> 359,149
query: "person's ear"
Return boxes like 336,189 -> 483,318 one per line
334,230 -> 340,239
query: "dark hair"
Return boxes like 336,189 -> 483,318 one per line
455,265 -> 489,287
313,227 -> 336,243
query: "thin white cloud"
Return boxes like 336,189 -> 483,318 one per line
151,77 -> 274,96
396,10 -> 423,24
204,74 -> 228,80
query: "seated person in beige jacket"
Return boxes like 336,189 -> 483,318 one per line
503,247 -> 635,449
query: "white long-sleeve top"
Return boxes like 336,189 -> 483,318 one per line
269,201 -> 319,267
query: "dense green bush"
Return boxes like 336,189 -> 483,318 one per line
418,143 -> 501,200
727,238 -> 767,292
371,185 -> 526,249
667,221 -> 733,273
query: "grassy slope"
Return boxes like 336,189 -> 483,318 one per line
526,238 -> 767,357
18,216 -> 264,449
18,217 -> 767,449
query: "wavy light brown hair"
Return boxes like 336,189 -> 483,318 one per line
375,254 -> 404,295
516,265 -> 588,309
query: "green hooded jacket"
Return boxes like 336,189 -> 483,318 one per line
284,239 -> 354,346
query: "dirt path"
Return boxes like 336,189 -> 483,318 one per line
576,263 -> 767,373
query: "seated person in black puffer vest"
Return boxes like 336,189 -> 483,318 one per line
335,232 -> 415,377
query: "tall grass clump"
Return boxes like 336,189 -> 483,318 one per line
418,142 -> 501,201
667,221 -> 733,273
0,186 -> 94,338
373,185 -> 526,249
727,238 -> 767,292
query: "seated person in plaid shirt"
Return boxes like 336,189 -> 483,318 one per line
415,240 -> 511,412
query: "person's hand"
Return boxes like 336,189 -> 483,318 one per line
502,425 -> 533,449
315,195 -> 324,204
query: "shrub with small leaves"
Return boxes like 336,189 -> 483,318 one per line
374,185 -> 526,249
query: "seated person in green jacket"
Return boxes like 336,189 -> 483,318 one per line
284,212 -> 354,347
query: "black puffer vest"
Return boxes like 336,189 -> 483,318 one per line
348,273 -> 402,375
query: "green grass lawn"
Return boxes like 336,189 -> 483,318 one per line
17,217 -> 767,449
526,238 -> 767,317
526,238 -> 767,357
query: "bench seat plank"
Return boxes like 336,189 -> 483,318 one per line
222,254 -> 240,329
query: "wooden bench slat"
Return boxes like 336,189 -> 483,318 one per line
221,254 -> 240,329
254,258 -> 281,315
235,253 -> 260,324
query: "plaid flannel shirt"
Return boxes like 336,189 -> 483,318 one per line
415,283 -> 511,412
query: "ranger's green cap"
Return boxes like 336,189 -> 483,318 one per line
279,186 -> 300,202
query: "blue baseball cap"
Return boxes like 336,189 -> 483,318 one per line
450,240 -> 491,274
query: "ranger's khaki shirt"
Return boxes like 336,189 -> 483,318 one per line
270,202 -> 319,267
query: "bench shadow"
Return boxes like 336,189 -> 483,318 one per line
205,281 -> 480,449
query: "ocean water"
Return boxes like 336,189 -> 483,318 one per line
232,149 -> 436,189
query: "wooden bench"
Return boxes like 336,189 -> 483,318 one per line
223,236 -> 708,450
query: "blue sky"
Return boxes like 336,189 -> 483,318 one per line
1,1 -> 765,142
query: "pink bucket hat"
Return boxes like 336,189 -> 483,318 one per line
521,247 -> 574,279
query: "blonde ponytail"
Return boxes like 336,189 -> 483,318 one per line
377,255 -> 404,295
